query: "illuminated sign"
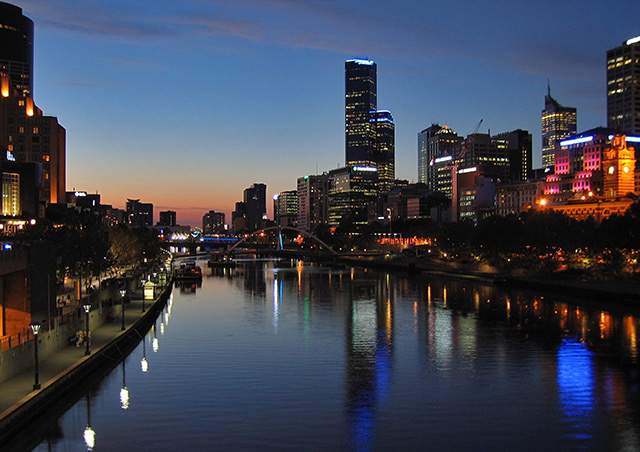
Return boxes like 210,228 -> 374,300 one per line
353,166 -> 377,172
458,167 -> 478,174
347,58 -> 374,65
434,156 -> 453,164
626,36 -> 640,45
607,135 -> 640,142
560,136 -> 593,146
6,151 -> 15,161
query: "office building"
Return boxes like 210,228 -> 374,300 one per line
418,124 -> 442,185
232,202 -> 247,233
607,36 -> 640,135
203,210 -> 225,234
126,199 -> 153,227
328,165 -> 378,228
492,129 -> 532,182
297,174 -> 328,232
273,190 -> 297,228
370,110 -> 395,193
0,2 -> 33,97
541,85 -> 576,171
66,191 -> 100,210
0,153 -> 37,221
158,210 -> 177,227
345,59 -> 377,166
424,125 -> 463,197
243,183 -> 266,231
345,59 -> 395,194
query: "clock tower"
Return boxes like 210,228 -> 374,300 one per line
602,135 -> 635,198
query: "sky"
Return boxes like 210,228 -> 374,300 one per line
14,0 -> 640,227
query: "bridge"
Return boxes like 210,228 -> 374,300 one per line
162,226 -> 345,259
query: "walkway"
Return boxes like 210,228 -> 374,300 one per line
0,285 -> 163,416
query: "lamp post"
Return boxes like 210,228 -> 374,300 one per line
83,303 -> 91,355
30,322 -> 41,390
387,208 -> 392,237
119,289 -> 126,331
141,279 -> 146,312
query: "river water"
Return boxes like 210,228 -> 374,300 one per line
29,259 -> 640,452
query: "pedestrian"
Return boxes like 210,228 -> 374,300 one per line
75,329 -> 83,347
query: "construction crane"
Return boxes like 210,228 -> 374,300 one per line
450,119 -> 483,220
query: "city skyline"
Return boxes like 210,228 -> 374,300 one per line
14,0 -> 640,226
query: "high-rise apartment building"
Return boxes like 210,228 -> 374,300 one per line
297,174 -> 328,232
0,81 -> 66,205
607,36 -> 640,135
0,2 -> 33,97
541,86 -> 577,171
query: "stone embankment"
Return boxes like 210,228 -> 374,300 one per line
0,279 -> 173,449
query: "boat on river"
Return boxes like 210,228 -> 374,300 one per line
173,260 -> 203,280
208,253 -> 236,268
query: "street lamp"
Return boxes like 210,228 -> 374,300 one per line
119,289 -> 126,331
30,322 -> 41,390
141,279 -> 146,312
387,208 -> 392,237
83,303 -> 91,355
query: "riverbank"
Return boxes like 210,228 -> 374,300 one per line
338,255 -> 640,306
0,280 -> 173,449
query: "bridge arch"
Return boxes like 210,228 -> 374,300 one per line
227,226 -> 338,255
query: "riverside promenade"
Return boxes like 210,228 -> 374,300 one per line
0,280 -> 173,448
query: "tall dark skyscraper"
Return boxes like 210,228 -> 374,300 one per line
607,36 -> 640,135
541,85 -> 576,172
345,59 -> 395,194
345,59 -> 377,166
0,2 -> 34,97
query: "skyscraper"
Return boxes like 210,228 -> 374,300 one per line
369,110 -> 395,193
345,59 -> 377,166
297,174 -> 328,232
418,124 -> 442,184
0,2 -> 33,97
541,85 -> 577,171
607,36 -> 640,135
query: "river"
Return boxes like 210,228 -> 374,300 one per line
29,259 -> 640,452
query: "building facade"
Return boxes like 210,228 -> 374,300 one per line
492,129 -> 532,182
345,59 -> 377,167
243,183 -> 266,232
0,83 -> 66,207
541,86 -> 577,171
158,210 -> 177,227
203,210 -> 225,234
126,199 -> 153,227
425,125 -> 463,198
0,2 -> 33,97
370,110 -> 395,193
273,190 -> 298,228
296,174 -> 328,232
607,36 -> 640,135
418,124 -> 442,185
328,165 -> 378,228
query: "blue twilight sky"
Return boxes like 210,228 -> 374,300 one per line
14,0 -> 640,227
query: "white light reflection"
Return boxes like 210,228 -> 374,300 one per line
84,426 -> 95,450
120,387 -> 129,410
153,338 -> 159,353
141,357 -> 149,373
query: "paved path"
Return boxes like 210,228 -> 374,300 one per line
0,288 -> 158,416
